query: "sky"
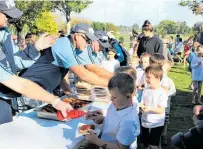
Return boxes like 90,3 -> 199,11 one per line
70,0 -> 203,27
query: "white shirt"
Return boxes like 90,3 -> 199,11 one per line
133,96 -> 139,114
162,76 -> 176,97
141,87 -> 167,128
136,67 -> 145,86
191,57 -> 203,81
102,59 -> 120,73
101,103 -> 140,146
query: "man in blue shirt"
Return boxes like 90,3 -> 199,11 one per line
21,23 -> 111,94
74,30 -> 114,79
0,0 -> 73,124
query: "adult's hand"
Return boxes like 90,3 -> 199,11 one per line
193,105 -> 203,116
193,105 -> 203,125
35,33 -> 56,51
51,99 -> 73,117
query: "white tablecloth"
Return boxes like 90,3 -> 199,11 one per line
0,101 -> 110,149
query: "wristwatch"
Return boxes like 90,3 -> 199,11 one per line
101,144 -> 107,149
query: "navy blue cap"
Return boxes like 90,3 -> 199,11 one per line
94,30 -> 112,48
71,23 -> 98,41
0,0 -> 23,18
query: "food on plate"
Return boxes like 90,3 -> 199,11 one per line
56,109 -> 87,121
76,89 -> 90,96
40,98 -> 92,115
94,87 -> 104,90
79,124 -> 95,134
41,104 -> 58,113
95,94 -> 107,98
63,98 -> 74,103
63,98 -> 92,109
76,82 -> 92,90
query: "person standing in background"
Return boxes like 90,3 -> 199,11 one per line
137,20 -> 163,57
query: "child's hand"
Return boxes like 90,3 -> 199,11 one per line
85,111 -> 94,120
140,107 -> 150,113
92,110 -> 103,116
92,115 -> 104,124
138,103 -> 145,108
85,130 -> 99,144
85,110 -> 103,120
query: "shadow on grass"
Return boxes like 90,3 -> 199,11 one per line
162,89 -> 194,149
170,69 -> 190,75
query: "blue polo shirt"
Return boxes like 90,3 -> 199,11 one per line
51,37 -> 96,68
0,29 -> 13,83
81,46 -> 100,64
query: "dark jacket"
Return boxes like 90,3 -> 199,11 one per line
137,35 -> 163,57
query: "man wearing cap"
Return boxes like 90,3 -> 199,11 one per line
89,30 -> 112,64
72,30 -> 113,79
20,23 -> 110,95
0,0 -> 73,124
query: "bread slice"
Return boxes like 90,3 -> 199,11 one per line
79,124 -> 95,134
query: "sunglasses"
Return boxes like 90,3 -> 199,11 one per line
100,39 -> 108,43
79,34 -> 91,44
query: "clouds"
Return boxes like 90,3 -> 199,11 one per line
71,0 -> 203,27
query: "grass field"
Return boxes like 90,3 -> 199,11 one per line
163,64 -> 197,149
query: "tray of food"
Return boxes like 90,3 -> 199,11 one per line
89,87 -> 110,102
76,87 -> 91,101
36,97 -> 92,121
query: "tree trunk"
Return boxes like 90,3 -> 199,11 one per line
65,14 -> 71,35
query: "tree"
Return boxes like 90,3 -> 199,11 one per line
119,36 -> 124,43
50,1 -> 93,22
106,23 -> 118,32
132,23 -> 139,31
70,18 -> 92,28
176,21 -> 191,34
14,1 -> 93,35
91,22 -> 105,31
15,1 -> 53,34
34,12 -> 58,34
154,25 -> 167,38
50,0 -> 93,34
179,0 -> 203,15
155,20 -> 178,35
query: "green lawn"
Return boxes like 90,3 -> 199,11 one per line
163,64 -> 196,149
168,64 -> 192,93
115,33 -> 131,50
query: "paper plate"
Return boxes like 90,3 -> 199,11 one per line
75,122 -> 100,138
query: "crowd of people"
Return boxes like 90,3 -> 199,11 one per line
1,0 -> 203,149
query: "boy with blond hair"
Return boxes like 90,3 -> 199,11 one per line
140,65 -> 168,149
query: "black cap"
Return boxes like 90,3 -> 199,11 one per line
71,23 -> 98,41
0,0 -> 23,18
94,30 -> 112,48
